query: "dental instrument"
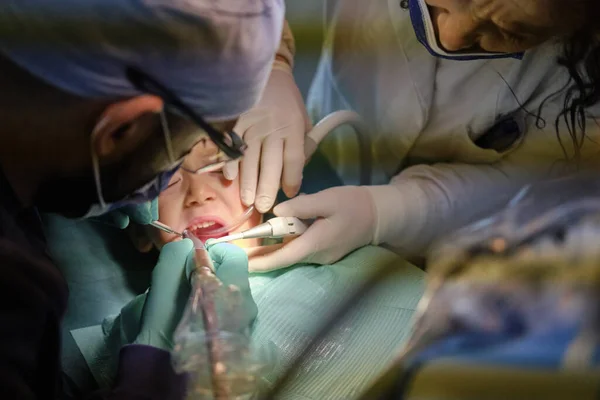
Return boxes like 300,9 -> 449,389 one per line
304,110 -> 371,185
149,221 -> 184,237
205,217 -> 310,246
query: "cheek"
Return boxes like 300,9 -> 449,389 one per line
157,201 -> 171,223
155,204 -> 182,245
157,194 -> 184,228
218,178 -> 245,214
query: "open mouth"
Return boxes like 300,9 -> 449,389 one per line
186,217 -> 228,242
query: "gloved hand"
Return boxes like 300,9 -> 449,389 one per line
91,198 -> 159,229
110,240 -> 256,351
223,66 -> 311,213
248,186 -> 377,272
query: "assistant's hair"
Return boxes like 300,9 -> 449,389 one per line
554,2 -> 600,162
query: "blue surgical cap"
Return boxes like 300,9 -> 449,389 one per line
0,0 -> 284,121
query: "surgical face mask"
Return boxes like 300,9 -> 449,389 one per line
408,0 -> 524,61
82,111 -> 183,219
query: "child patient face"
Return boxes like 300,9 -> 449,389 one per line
154,139 -> 261,246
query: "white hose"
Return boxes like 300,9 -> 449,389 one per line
304,110 -> 372,186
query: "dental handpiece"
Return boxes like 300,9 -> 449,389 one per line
182,231 -> 230,400
205,217 -> 310,246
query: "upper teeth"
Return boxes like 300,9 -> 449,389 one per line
191,221 -> 216,230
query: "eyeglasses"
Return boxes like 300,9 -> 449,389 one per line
126,67 -> 247,162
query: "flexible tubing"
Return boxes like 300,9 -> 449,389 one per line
305,110 -> 372,186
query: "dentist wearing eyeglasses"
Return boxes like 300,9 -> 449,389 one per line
247,0 -> 600,272
0,0 -> 285,398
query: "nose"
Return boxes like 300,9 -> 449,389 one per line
435,10 -> 479,52
185,177 -> 217,207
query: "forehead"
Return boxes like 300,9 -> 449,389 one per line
182,138 -> 221,170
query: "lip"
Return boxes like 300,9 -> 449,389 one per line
185,215 -> 229,241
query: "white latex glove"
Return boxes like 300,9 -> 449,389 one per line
223,66 -> 311,213
248,186 -> 377,272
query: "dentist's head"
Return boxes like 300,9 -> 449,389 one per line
425,0 -> 592,54
410,0 -> 600,162
0,0 -> 284,218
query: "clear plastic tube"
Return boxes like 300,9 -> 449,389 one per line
173,331 -> 264,400
204,205 -> 255,237
172,231 -> 266,399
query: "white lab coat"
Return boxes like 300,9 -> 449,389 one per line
307,0 -> 600,257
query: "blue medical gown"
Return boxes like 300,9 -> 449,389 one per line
42,214 -> 156,396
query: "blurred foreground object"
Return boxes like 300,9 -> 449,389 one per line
360,174 -> 600,399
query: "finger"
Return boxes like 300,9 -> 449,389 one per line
247,227 -> 320,272
208,243 -> 256,322
222,160 -> 239,181
208,243 -> 250,288
239,135 -> 262,207
281,130 -> 305,199
255,137 -> 284,213
209,243 -> 249,269
273,190 -> 335,220
145,239 -> 193,322
232,110 -> 257,138
121,200 -> 156,226
92,211 -> 130,229
153,239 -> 194,279
116,293 -> 147,338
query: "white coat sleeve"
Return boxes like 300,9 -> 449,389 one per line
365,116 -> 600,257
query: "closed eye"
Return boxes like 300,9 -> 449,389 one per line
166,173 -> 183,189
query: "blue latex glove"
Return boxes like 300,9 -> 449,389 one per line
112,241 -> 256,351
91,199 -> 159,229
